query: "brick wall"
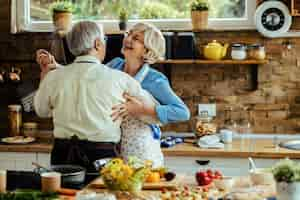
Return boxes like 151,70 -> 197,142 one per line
1,0 -> 300,134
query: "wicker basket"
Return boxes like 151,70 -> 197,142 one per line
191,10 -> 208,30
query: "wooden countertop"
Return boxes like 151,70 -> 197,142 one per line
0,139 -> 52,153
162,138 -> 300,159
0,137 -> 300,158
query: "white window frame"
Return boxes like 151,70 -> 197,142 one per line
11,0 -> 256,34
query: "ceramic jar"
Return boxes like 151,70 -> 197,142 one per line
231,43 -> 247,60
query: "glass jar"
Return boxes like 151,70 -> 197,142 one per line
23,122 -> 38,138
231,43 -> 247,60
248,44 -> 266,60
8,105 -> 22,137
195,111 -> 217,138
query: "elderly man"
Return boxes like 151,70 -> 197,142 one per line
34,21 -> 156,172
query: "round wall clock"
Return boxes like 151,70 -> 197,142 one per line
255,1 -> 292,38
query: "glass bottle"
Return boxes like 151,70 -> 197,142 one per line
8,105 -> 22,137
195,111 -> 217,138
238,106 -> 252,151
223,107 -> 237,133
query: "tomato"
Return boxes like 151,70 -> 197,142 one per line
197,171 -> 207,178
214,170 -> 222,177
203,176 -> 212,185
206,169 -> 213,178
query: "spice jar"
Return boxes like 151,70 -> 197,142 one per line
195,111 -> 217,138
23,122 -> 38,138
231,43 -> 247,60
248,44 -> 266,60
8,105 -> 22,137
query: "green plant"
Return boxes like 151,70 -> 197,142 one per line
119,8 -> 129,21
139,2 -> 177,19
49,1 -> 75,14
272,158 -> 300,183
191,0 -> 209,11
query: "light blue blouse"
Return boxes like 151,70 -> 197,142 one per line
107,57 -> 190,138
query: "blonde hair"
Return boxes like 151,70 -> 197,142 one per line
130,23 -> 166,64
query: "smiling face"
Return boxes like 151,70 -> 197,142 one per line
121,30 -> 146,61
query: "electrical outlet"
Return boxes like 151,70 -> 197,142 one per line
198,104 -> 216,117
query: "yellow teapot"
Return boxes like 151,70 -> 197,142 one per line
204,40 -> 229,60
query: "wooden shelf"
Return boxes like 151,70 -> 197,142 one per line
157,59 -> 268,65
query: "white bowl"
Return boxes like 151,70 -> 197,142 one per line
214,176 -> 235,191
249,168 -> 274,185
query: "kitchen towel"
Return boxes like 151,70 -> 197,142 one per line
197,135 -> 224,149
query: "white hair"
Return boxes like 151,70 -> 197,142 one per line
66,21 -> 105,56
130,23 -> 166,64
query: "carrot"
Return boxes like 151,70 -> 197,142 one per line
58,188 -> 79,196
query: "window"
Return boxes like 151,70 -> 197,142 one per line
11,0 -> 256,33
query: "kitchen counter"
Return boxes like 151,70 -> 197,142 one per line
0,140 -> 52,153
0,136 -> 300,159
162,138 -> 300,159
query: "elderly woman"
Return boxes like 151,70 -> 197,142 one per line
37,22 -> 190,167
108,23 -> 190,167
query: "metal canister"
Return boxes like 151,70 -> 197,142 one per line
8,105 -> 22,136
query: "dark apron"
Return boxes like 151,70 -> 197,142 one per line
51,136 -> 118,173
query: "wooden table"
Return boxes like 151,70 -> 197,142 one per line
80,175 -> 276,200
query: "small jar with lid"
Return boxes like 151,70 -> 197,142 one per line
231,43 -> 247,60
8,105 -> 22,137
23,122 -> 38,138
194,111 -> 217,138
247,44 -> 266,60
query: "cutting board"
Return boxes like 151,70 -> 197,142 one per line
89,176 -> 181,190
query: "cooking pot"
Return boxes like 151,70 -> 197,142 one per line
51,165 -> 86,185
34,164 -> 86,185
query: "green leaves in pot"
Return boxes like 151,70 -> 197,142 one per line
191,0 -> 209,11
49,1 -> 75,14
272,158 -> 300,183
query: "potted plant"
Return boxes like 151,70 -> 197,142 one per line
272,158 -> 300,200
49,1 -> 75,34
119,8 -> 129,31
191,0 -> 209,30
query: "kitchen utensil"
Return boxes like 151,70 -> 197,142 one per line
279,140 -> 300,150
220,129 -> 233,144
51,165 -> 86,185
93,158 -> 112,171
248,157 -> 257,171
89,175 -> 180,190
8,105 -> 22,137
0,170 -> 6,193
32,162 -> 51,172
250,168 -> 274,185
1,136 -> 35,144
196,160 -> 210,165
231,43 -> 247,60
41,172 -> 61,193
33,163 -> 86,186
204,40 -> 228,60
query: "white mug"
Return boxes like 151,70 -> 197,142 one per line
220,129 -> 233,144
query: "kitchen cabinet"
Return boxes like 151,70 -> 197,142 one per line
0,152 -> 50,171
165,156 -> 293,177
